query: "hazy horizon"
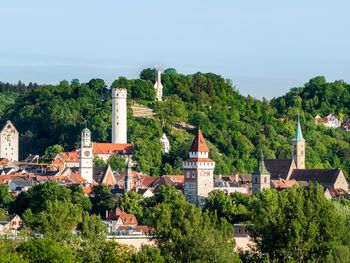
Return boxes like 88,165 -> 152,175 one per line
1,0 -> 349,99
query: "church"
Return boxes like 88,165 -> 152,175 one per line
254,118 -> 349,193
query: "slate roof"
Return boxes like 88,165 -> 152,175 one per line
290,169 -> 341,186
264,159 -> 294,180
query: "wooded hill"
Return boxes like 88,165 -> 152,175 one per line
1,70 -> 349,177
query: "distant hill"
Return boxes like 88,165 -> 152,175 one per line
0,72 -> 349,178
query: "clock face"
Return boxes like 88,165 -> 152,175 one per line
84,150 -> 90,157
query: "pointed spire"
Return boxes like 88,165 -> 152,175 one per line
255,149 -> 269,174
292,116 -> 305,142
189,128 -> 209,152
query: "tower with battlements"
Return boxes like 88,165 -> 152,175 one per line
112,88 -> 127,144
0,121 -> 19,162
183,129 -> 215,207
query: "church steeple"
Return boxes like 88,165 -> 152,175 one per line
292,117 -> 306,169
292,117 -> 305,142
252,150 -> 270,194
124,156 -> 133,192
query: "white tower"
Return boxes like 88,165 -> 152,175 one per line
112,88 -> 127,144
154,70 -> 163,101
0,120 -> 19,162
183,129 -> 215,207
79,128 -> 93,183
160,133 -> 171,154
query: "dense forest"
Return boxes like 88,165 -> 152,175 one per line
1,70 -> 350,177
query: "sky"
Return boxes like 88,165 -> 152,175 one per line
0,0 -> 349,99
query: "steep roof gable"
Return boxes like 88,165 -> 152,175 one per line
189,129 -> 209,152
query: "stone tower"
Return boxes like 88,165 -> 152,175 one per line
292,117 -> 305,169
160,133 -> 171,154
0,120 -> 19,162
183,129 -> 215,207
112,88 -> 127,144
252,150 -> 270,194
79,128 -> 93,183
154,70 -> 163,101
124,156 -> 133,192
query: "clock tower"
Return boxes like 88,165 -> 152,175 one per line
79,128 -> 93,183
183,129 -> 215,207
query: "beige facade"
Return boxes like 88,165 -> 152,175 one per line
292,140 -> 305,169
0,121 -> 19,162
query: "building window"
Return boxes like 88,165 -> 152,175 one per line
301,150 -> 304,154
255,177 -> 258,183
186,172 -> 190,178
7,135 -> 11,142
192,172 -> 195,178
264,177 -> 267,183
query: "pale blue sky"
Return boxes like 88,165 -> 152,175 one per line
0,0 -> 349,98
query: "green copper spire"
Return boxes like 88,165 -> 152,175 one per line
255,149 -> 269,175
292,117 -> 305,142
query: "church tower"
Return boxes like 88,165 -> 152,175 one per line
79,128 -> 93,183
154,70 -> 163,101
112,88 -> 127,144
183,129 -> 215,207
124,156 -> 133,192
292,117 -> 305,169
0,120 -> 19,162
252,150 -> 270,194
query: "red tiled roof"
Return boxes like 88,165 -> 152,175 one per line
184,158 -> 214,163
59,151 -> 79,162
271,179 -> 299,189
189,129 -> 209,152
93,143 -> 133,155
107,208 -> 138,226
70,171 -> 86,183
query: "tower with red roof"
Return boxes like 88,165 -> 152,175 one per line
183,129 -> 215,207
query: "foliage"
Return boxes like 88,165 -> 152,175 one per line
0,240 -> 27,263
107,154 -> 126,172
205,190 -> 250,224
24,200 -> 82,241
17,238 -> 80,263
119,191 -> 144,219
148,186 -> 239,262
77,212 -> 107,241
90,184 -> 114,218
0,184 -> 13,210
133,245 -> 164,263
42,144 -> 64,161
248,185 -> 342,262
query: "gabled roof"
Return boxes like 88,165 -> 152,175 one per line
265,159 -> 295,180
106,208 -> 138,226
92,143 -> 133,155
58,151 -> 79,162
101,165 -> 117,186
0,120 -> 18,134
271,179 -> 299,189
290,169 -> 342,186
189,129 -> 209,152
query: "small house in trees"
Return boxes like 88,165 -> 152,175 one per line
323,114 -> 342,128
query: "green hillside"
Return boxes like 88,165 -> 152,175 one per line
1,71 -> 350,177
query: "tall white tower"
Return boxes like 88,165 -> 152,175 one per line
112,88 -> 127,144
79,128 -> 93,183
154,70 -> 163,101
0,120 -> 19,162
160,133 -> 171,154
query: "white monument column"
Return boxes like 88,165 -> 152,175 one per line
112,88 -> 127,144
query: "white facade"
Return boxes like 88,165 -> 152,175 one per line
0,121 -> 19,162
160,133 -> 170,154
112,88 -> 127,144
79,128 -> 93,183
323,114 -> 342,129
154,70 -> 163,101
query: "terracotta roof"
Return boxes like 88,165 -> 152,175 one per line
107,208 -> 138,226
290,169 -> 342,186
82,186 -> 93,195
70,171 -> 86,183
59,151 -> 79,162
92,143 -> 133,155
189,129 -> 209,152
265,159 -> 295,180
184,158 -> 214,163
271,179 -> 299,189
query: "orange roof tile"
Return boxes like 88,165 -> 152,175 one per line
59,151 -> 79,162
189,129 -> 209,152
93,143 -> 133,155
